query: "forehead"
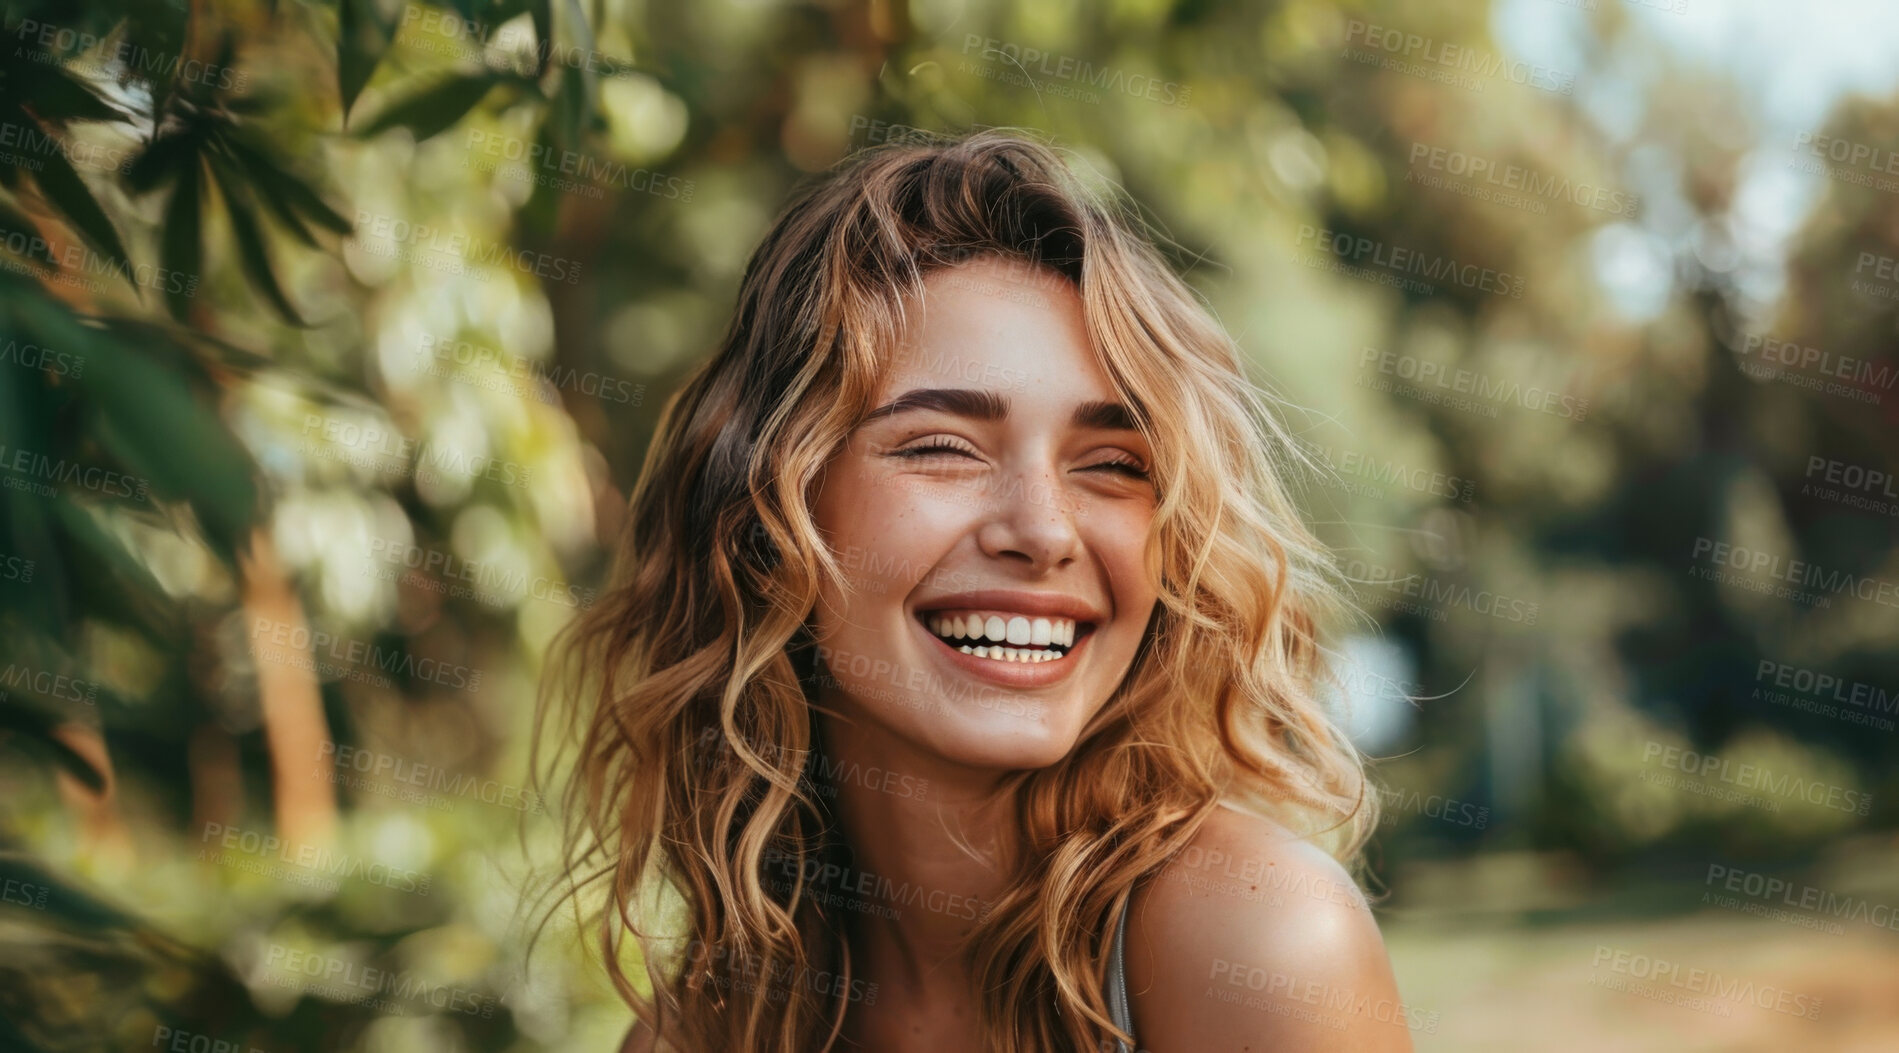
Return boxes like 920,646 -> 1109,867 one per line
873,256 -> 1107,400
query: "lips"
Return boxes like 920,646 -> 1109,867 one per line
912,589 -> 1105,625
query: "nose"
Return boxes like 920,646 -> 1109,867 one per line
974,462 -> 1083,570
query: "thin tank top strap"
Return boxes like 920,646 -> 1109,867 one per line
1105,895 -> 1135,1052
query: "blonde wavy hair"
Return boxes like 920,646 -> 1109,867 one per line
534,128 -> 1376,1053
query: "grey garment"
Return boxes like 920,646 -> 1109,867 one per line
1105,895 -> 1136,1053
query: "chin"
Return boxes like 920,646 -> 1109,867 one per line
914,703 -> 1090,772
937,733 -> 1075,773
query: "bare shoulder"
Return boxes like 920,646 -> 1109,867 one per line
1122,803 -> 1416,1053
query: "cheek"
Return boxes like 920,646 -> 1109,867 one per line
814,471 -> 964,606
1090,507 -> 1161,593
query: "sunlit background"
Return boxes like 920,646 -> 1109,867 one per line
1,0 -> 1896,1049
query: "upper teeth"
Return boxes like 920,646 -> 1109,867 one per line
926,612 -> 1078,648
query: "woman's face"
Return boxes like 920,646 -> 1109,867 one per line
809,255 -> 1162,772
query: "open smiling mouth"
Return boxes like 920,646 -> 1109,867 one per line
914,611 -> 1098,664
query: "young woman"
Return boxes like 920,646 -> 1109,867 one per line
539,130 -> 1410,1053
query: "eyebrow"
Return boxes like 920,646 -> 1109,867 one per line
861,388 -> 1140,432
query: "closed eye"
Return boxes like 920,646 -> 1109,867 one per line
892,438 -> 982,460
894,440 -> 1150,479
1087,456 -> 1150,480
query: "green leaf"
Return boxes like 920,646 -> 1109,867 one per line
125,127 -> 201,195
356,73 -> 505,142
221,142 -> 316,249
29,141 -> 132,282
518,106 -> 564,235
530,0 -> 554,77
0,853 -> 140,929
208,164 -> 306,327
13,303 -> 262,562
551,62 -> 587,153
338,0 -> 400,123
160,158 -> 201,323
562,0 -> 599,120
49,491 -> 174,613
221,133 -> 353,236
17,64 -> 129,126
0,1008 -> 46,1053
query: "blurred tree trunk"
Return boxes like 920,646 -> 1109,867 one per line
239,528 -> 336,850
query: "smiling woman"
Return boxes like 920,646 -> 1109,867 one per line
536,130 -> 1404,1053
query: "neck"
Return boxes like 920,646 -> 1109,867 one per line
810,703 -> 1019,999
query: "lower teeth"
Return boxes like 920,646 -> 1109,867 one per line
953,643 -> 1065,663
